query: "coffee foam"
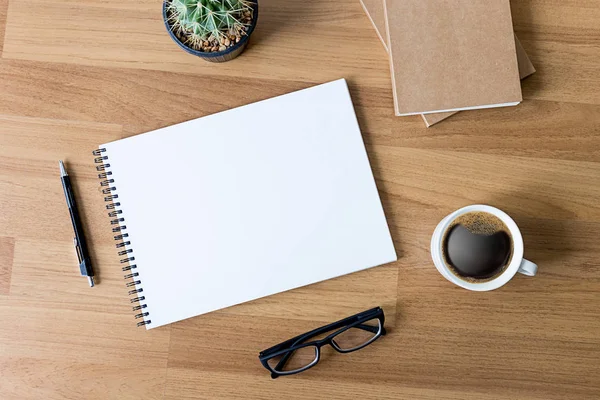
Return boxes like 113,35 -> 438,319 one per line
451,212 -> 508,236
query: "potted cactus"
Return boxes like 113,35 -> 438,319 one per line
163,0 -> 258,62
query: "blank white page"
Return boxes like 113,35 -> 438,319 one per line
102,79 -> 397,329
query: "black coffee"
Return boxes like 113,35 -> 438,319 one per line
442,211 -> 513,282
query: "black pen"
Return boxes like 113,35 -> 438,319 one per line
59,160 -> 95,287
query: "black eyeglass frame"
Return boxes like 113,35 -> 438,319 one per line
258,307 -> 386,378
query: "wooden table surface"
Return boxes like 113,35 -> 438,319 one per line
1,0 -> 600,399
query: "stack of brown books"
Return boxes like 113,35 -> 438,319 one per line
360,0 -> 536,127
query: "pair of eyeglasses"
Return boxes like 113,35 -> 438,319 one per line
258,307 -> 386,378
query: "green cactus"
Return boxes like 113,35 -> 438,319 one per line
167,0 -> 254,48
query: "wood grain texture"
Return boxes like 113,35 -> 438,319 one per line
0,236 -> 14,294
1,0 -> 600,399
511,0 -> 600,105
0,0 -> 7,55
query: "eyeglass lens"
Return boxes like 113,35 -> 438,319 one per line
267,345 -> 318,373
332,318 -> 381,351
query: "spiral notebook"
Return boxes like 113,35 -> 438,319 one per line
94,79 -> 397,329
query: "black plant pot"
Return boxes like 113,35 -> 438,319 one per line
163,0 -> 258,63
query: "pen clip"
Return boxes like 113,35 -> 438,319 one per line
73,237 -> 83,264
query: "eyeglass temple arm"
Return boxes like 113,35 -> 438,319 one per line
274,320 -> 381,372
271,308 -> 382,353
354,323 -> 380,334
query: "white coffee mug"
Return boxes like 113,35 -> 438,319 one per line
430,205 -> 537,291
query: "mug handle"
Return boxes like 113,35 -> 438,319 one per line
518,259 -> 538,276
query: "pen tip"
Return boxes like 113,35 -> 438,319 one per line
88,276 -> 95,287
59,160 -> 67,177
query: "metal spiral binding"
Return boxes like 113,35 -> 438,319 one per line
93,148 -> 151,328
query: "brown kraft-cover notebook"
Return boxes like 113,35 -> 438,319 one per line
383,0 -> 522,116
358,0 -> 535,126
